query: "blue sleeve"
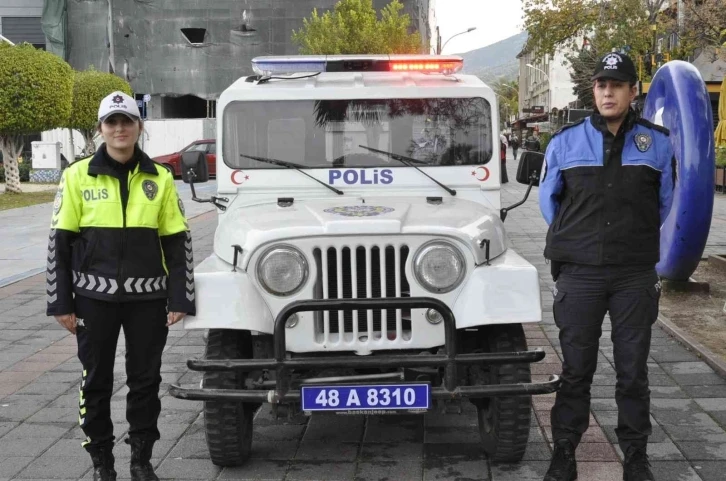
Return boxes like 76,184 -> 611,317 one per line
538,136 -> 564,225
659,138 -> 675,225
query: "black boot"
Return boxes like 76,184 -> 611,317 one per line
543,439 -> 578,481
127,437 -> 160,481
623,447 -> 654,481
89,445 -> 117,481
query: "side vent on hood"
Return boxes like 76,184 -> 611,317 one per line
277,198 -> 294,207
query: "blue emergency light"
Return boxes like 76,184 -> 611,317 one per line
251,55 -> 464,76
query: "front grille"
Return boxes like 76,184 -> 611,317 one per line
313,244 -> 411,343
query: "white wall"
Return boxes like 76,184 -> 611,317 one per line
42,119 -> 210,161
140,119 -> 208,158
41,129 -> 86,160
549,49 -> 578,110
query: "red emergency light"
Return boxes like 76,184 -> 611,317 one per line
252,55 -> 464,76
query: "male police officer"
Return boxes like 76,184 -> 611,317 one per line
539,53 -> 675,481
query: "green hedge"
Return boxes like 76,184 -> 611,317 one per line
717,147 -> 726,168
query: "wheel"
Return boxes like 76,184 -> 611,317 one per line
462,324 -> 532,463
163,163 -> 176,178
202,329 -> 255,467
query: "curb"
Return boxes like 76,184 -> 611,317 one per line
656,314 -> 726,379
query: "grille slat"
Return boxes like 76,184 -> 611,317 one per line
314,244 -> 411,345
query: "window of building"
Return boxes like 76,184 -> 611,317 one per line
160,95 -> 208,119
1,17 -> 45,49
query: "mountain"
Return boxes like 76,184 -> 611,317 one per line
456,31 -> 528,84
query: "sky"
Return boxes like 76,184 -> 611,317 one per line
434,0 -> 525,55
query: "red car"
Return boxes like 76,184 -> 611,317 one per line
153,139 -> 216,178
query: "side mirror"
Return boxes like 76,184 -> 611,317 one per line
516,151 -> 545,186
181,151 -> 209,184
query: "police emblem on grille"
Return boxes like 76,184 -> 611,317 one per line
177,196 -> 185,215
634,133 -> 652,152
53,190 -> 63,215
142,180 -> 158,200
324,205 -> 394,217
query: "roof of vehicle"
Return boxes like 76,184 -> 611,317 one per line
219,55 -> 492,99
225,71 -> 487,92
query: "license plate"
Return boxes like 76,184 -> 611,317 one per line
301,384 -> 430,413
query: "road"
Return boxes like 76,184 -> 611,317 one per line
0,158 -> 725,479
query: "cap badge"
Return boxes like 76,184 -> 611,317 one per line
112,95 -> 124,104
603,53 -> 622,70
634,133 -> 652,152
142,180 -> 158,200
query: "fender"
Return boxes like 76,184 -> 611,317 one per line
452,249 -> 542,328
182,254 -> 274,332
643,61 -> 715,280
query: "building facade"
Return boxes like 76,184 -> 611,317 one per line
0,0 -> 46,48
516,41 -> 578,131
46,0 -> 434,120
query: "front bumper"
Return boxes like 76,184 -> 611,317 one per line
169,297 -> 560,404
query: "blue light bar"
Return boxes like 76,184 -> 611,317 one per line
252,56 -> 328,75
251,55 -> 464,76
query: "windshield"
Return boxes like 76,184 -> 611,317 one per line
223,98 -> 493,169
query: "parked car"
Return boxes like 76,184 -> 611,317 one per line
153,139 -> 216,178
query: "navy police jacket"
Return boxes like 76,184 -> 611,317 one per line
539,112 -> 675,266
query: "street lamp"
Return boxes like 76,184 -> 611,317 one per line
439,27 -> 476,54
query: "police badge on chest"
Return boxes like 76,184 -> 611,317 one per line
634,133 -> 652,152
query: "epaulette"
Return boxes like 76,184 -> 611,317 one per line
552,118 -> 586,138
636,118 -> 670,136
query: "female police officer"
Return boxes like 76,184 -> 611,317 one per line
46,91 -> 196,481
539,53 -> 675,481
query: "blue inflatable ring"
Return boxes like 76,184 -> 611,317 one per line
643,60 -> 715,281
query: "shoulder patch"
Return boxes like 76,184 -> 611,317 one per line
552,118 -> 586,138
636,118 -> 670,136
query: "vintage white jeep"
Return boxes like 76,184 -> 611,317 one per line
170,54 -> 559,467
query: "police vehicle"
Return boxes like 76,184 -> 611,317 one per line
170,54 -> 559,467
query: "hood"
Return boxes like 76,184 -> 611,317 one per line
214,196 -> 508,267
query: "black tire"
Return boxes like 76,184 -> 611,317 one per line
202,329 -> 255,467
463,324 -> 532,463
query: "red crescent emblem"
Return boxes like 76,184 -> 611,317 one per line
471,166 -> 489,182
231,170 -> 248,185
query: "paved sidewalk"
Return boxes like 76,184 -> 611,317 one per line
0,156 -> 724,480
0,180 -> 217,287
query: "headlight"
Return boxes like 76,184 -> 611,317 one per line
256,246 -> 308,296
413,242 -> 466,293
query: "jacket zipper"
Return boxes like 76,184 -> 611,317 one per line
117,167 -> 137,299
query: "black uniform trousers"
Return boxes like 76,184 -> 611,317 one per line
75,294 -> 168,452
550,263 -> 660,456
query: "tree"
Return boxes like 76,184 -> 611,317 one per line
491,79 -> 519,129
522,0 -> 669,58
291,0 -> 421,55
664,0 -> 726,55
70,68 -> 133,155
566,45 -> 602,109
0,42 -> 73,193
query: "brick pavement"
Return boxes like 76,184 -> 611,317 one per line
0,157 -> 725,480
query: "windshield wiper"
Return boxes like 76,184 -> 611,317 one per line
358,145 -> 456,196
240,153 -> 344,195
